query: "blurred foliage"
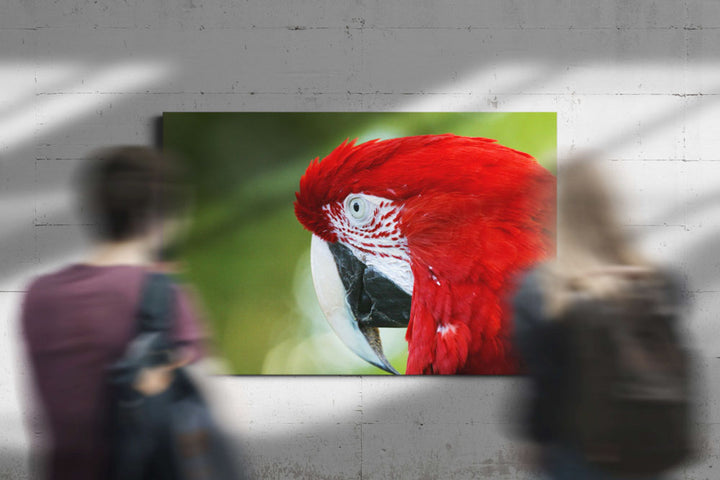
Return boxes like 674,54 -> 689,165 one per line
163,112 -> 556,375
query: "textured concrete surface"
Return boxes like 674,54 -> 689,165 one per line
1,1 -> 720,478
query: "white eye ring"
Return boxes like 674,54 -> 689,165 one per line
345,195 -> 371,224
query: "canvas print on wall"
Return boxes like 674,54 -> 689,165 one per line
163,112 -> 556,375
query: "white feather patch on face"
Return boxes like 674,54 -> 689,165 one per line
324,193 -> 414,295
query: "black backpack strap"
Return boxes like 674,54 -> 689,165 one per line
129,272 -> 177,367
136,272 -> 175,335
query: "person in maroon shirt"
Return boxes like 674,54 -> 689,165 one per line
21,146 -> 205,480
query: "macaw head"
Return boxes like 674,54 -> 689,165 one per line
295,134 -> 555,374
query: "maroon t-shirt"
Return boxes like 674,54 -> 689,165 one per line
21,264 -> 205,480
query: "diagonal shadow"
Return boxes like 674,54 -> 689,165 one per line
3,5 -> 720,477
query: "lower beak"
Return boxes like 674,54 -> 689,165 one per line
309,235 -> 411,374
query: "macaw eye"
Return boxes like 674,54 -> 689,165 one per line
345,195 -> 371,224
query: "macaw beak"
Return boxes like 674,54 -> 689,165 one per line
310,235 -> 411,374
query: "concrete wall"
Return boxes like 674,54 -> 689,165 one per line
1,1 -> 719,478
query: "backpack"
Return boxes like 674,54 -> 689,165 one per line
558,270 -> 693,476
107,273 -> 243,480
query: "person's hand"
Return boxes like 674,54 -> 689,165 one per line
132,353 -> 189,396
133,364 -> 176,396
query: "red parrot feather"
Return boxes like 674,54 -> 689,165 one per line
295,134 -> 556,374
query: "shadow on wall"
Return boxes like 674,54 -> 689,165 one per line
0,449 -> 30,480
1,6 -> 720,284
3,90 -> 720,289
2,2 -> 720,477
203,376 -> 540,479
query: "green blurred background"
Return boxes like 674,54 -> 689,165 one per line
163,112 -> 556,375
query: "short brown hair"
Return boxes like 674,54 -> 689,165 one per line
80,146 -> 186,241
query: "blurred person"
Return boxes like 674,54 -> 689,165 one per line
21,147 -> 205,479
512,158 -> 695,479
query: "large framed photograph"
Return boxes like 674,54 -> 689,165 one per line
163,112 -> 556,375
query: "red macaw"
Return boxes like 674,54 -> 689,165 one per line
295,134 -> 555,374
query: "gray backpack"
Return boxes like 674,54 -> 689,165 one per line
560,271 -> 693,476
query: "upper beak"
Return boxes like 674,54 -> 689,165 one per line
310,235 -> 411,374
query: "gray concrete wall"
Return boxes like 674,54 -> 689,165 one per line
1,1 -> 719,478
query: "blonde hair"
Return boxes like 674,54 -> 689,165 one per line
542,156 -> 650,317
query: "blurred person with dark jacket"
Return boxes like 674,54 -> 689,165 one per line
21,147 -> 205,480
512,159 -> 694,480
